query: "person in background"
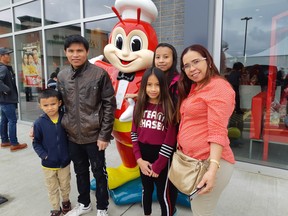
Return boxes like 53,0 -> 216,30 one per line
249,64 -> 260,86
0,47 -> 27,151
227,62 -> 244,114
47,71 -> 58,90
22,52 -> 33,101
131,67 -> 177,216
256,65 -> 268,92
32,89 -> 71,216
177,44 -> 235,216
57,35 -> 116,216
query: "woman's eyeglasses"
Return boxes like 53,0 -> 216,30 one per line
182,58 -> 206,72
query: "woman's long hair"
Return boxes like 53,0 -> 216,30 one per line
177,44 -> 221,121
133,67 -> 175,127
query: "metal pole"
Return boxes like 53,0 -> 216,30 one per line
241,17 -> 252,57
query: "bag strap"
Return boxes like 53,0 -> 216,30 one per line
176,146 -> 210,162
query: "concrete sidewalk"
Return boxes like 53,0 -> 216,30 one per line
1,122 -> 288,216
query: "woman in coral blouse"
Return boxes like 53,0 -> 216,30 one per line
177,44 -> 235,216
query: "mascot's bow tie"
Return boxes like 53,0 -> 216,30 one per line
117,72 -> 135,82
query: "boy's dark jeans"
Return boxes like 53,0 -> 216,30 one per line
69,141 -> 109,210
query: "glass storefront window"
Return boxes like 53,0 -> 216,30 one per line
0,0 -> 10,8
222,0 -> 288,168
84,17 -> 117,59
0,9 -> 12,34
45,25 -> 81,79
0,37 -> 13,50
44,0 -> 80,25
14,0 -> 41,31
15,31 -> 43,122
84,0 -> 114,18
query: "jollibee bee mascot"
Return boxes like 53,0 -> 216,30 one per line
92,0 -> 158,189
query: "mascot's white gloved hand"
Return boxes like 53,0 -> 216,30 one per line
119,98 -> 135,122
89,55 -> 104,64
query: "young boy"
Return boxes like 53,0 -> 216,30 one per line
32,89 -> 71,216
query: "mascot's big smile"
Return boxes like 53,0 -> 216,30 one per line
121,59 -> 132,65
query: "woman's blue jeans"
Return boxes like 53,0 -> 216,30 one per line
0,103 -> 18,145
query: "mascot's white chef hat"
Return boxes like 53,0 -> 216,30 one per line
115,0 -> 158,24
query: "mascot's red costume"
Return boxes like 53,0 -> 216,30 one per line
92,0 -> 158,189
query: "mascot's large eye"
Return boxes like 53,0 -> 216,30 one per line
130,36 -> 142,52
115,34 -> 123,50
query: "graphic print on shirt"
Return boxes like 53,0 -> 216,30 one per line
140,109 -> 165,131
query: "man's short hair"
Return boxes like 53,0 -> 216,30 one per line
64,35 -> 89,51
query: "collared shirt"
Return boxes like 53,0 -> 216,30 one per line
178,77 -> 235,163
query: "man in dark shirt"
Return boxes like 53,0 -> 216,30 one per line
228,62 -> 244,114
0,47 -> 27,151
47,71 -> 57,89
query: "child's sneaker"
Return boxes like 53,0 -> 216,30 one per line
97,209 -> 108,216
62,200 -> 72,214
65,203 -> 92,216
50,209 -> 62,216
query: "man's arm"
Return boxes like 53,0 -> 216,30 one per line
0,68 -> 10,93
98,71 -> 116,142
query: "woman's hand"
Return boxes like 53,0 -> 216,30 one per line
197,142 -> 223,194
137,158 -> 152,176
197,164 -> 218,195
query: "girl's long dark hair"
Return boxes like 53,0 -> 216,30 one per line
133,67 -> 175,127
177,44 -> 221,122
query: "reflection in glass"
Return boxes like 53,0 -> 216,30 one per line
84,18 -> 117,58
0,0 -> 10,8
84,0 -> 115,18
14,1 -> 41,31
44,0 -> 80,25
15,31 -> 43,121
45,25 -> 81,78
222,0 -> 288,169
0,9 -> 12,34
